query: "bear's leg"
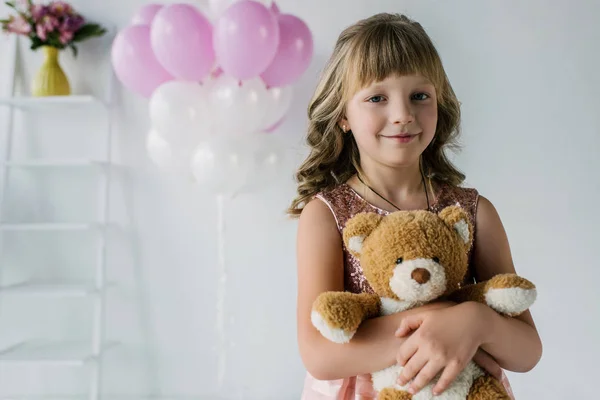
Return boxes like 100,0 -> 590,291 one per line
467,375 -> 511,400
378,388 -> 412,400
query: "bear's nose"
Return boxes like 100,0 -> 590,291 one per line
411,268 -> 431,284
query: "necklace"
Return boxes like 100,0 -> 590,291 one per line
356,164 -> 431,212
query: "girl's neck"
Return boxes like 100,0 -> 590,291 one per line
352,160 -> 430,211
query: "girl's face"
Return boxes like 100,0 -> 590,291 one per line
341,74 -> 438,169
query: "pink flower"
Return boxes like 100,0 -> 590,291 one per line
61,14 -> 84,33
30,5 -> 48,22
59,29 -> 73,44
5,15 -> 31,35
40,14 -> 59,32
35,23 -> 47,40
49,1 -> 73,17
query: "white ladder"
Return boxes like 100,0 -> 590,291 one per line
0,35 -> 116,400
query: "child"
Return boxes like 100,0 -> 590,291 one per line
288,12 -> 542,399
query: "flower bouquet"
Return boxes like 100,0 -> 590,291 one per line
1,0 -> 107,96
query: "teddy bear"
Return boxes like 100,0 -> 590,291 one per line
310,205 -> 537,400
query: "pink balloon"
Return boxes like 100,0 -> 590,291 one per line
131,4 -> 163,26
214,0 -> 279,80
261,14 -> 313,87
111,25 -> 173,98
151,4 -> 215,82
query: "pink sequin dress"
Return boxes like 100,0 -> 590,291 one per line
301,182 -> 515,400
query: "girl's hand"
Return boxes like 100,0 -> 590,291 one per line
394,301 -> 490,395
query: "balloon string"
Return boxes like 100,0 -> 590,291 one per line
216,194 -> 227,388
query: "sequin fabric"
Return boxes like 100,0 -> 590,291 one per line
315,182 -> 480,294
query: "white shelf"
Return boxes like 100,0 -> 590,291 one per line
0,280 -> 112,297
0,223 -> 104,232
0,95 -> 106,109
0,340 -> 118,366
1,35 -> 118,399
2,159 -> 109,169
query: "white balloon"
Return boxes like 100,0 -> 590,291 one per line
146,129 -> 195,178
190,135 -> 255,196
149,81 -> 211,149
260,86 -> 293,132
209,75 -> 269,136
146,129 -> 171,168
250,133 -> 285,190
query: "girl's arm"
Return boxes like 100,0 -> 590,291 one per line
470,195 -> 543,372
296,199 -> 451,381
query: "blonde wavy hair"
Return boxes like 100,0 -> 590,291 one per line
287,13 -> 465,217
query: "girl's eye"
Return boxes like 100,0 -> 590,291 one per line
412,93 -> 430,101
367,96 -> 384,103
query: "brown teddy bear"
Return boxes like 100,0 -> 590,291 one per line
311,205 -> 537,400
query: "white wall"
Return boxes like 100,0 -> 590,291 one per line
0,0 -> 598,398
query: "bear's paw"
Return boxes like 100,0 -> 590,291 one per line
311,311 -> 356,343
485,274 -> 537,316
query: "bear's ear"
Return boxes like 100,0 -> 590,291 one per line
438,205 -> 473,248
342,212 -> 383,257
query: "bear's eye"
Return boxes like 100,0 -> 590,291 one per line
396,258 -> 403,264
433,257 -> 440,263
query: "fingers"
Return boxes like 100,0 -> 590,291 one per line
397,351 -> 427,387
407,360 -> 444,395
395,315 -> 423,337
472,349 -> 502,380
432,360 -> 465,396
395,338 -> 418,367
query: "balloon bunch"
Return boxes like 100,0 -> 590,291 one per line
111,0 -> 313,195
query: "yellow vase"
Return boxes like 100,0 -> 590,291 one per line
31,46 -> 71,97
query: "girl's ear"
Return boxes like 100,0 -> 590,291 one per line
338,117 -> 350,132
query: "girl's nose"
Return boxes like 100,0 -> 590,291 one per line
391,101 -> 415,126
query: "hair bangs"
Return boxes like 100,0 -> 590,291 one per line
343,22 -> 443,100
